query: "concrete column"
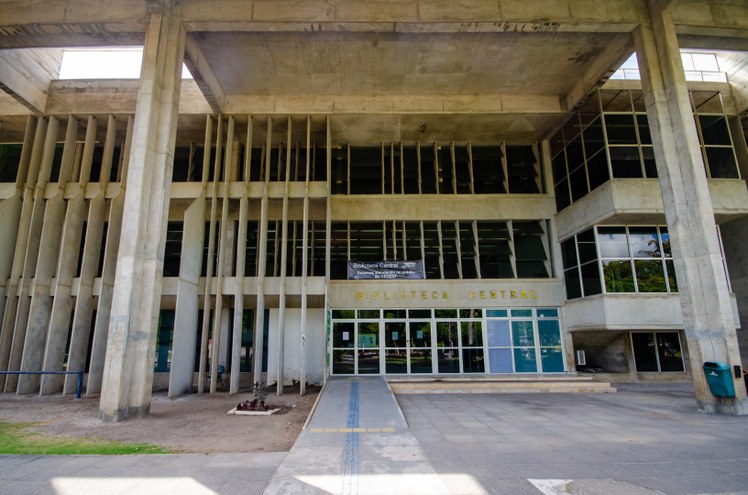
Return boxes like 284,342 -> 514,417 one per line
99,6 -> 185,422
323,117 -> 332,383
634,4 -> 747,414
217,307 -> 231,368
300,115 -> 310,395
0,116 -> 36,386
38,116 -> 91,395
63,196 -> 106,395
198,116 -> 221,394
543,138 -> 575,373
168,196 -> 206,397
0,117 -> 35,307
210,115 -> 234,393
87,196 -> 125,394
38,192 -> 85,395
230,115 -> 252,394
253,116 -> 272,386
276,118 -> 292,395
17,115 -> 75,394
0,196 -> 22,320
721,217 -> 748,367
3,117 -> 55,392
87,116 -> 133,395
63,116 -> 113,395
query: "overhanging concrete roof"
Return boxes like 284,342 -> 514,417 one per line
0,0 -> 747,144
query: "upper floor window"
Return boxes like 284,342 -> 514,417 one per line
329,219 -> 551,280
610,51 -> 727,82
562,224 -> 731,300
551,89 -> 742,211
562,225 -> 677,299
332,143 -> 542,195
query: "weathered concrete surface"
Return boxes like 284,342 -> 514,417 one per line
168,196 -> 205,398
18,115 -> 79,394
99,8 -> 185,421
0,48 -> 61,113
1,383 -> 747,495
722,216 -> 748,369
635,5 -> 747,413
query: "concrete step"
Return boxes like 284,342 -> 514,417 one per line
388,376 -> 616,394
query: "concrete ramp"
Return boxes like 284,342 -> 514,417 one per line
306,376 -> 408,432
263,376 -> 451,494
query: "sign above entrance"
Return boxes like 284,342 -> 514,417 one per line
347,261 -> 426,280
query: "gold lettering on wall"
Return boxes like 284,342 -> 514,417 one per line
353,287 -> 540,303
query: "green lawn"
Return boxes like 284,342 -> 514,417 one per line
0,420 -> 170,455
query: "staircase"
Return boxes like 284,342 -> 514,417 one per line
387,375 -> 616,394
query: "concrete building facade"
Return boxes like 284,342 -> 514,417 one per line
0,0 -> 746,421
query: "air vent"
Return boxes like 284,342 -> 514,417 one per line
576,350 -> 586,366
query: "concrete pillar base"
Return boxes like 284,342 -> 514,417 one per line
697,398 -> 748,416
99,404 -> 151,423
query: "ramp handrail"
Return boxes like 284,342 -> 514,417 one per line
0,370 -> 83,399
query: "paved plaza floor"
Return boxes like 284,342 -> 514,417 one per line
1,379 -> 746,494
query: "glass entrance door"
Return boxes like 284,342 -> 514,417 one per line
331,318 -> 382,374
330,307 -> 564,375
357,321 -> 380,374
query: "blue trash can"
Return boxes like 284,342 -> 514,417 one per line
703,362 -> 735,398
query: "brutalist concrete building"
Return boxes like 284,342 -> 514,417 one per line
0,0 -> 746,421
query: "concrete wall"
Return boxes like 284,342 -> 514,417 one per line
721,216 -> 748,367
555,179 -> 748,241
266,308 -> 325,387
565,294 -> 683,331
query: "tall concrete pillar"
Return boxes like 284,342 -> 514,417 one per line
634,3 -> 747,414
38,118 -> 88,395
63,116 -> 113,395
87,115 -> 133,396
4,117 -> 55,392
99,4 -> 185,422
0,116 -> 35,387
168,196 -> 206,397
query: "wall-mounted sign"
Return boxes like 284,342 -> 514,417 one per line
347,260 -> 425,280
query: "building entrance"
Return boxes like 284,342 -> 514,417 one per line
330,308 -> 565,376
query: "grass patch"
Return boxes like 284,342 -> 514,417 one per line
0,420 -> 170,455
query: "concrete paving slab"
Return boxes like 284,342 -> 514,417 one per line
265,376 -> 450,494
1,381 -> 746,494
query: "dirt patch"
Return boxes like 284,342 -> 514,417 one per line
0,385 -> 320,454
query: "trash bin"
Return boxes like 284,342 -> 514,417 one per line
703,362 -> 735,398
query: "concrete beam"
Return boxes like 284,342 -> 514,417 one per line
224,94 -> 564,115
43,83 -> 563,116
673,1 -> 748,34
0,49 -> 61,113
0,0 -> 147,48
44,79 -> 213,115
181,0 -> 644,32
562,32 -> 635,113
183,35 -> 224,113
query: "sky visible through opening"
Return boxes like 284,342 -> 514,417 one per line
59,47 -> 193,79
58,48 -> 723,82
